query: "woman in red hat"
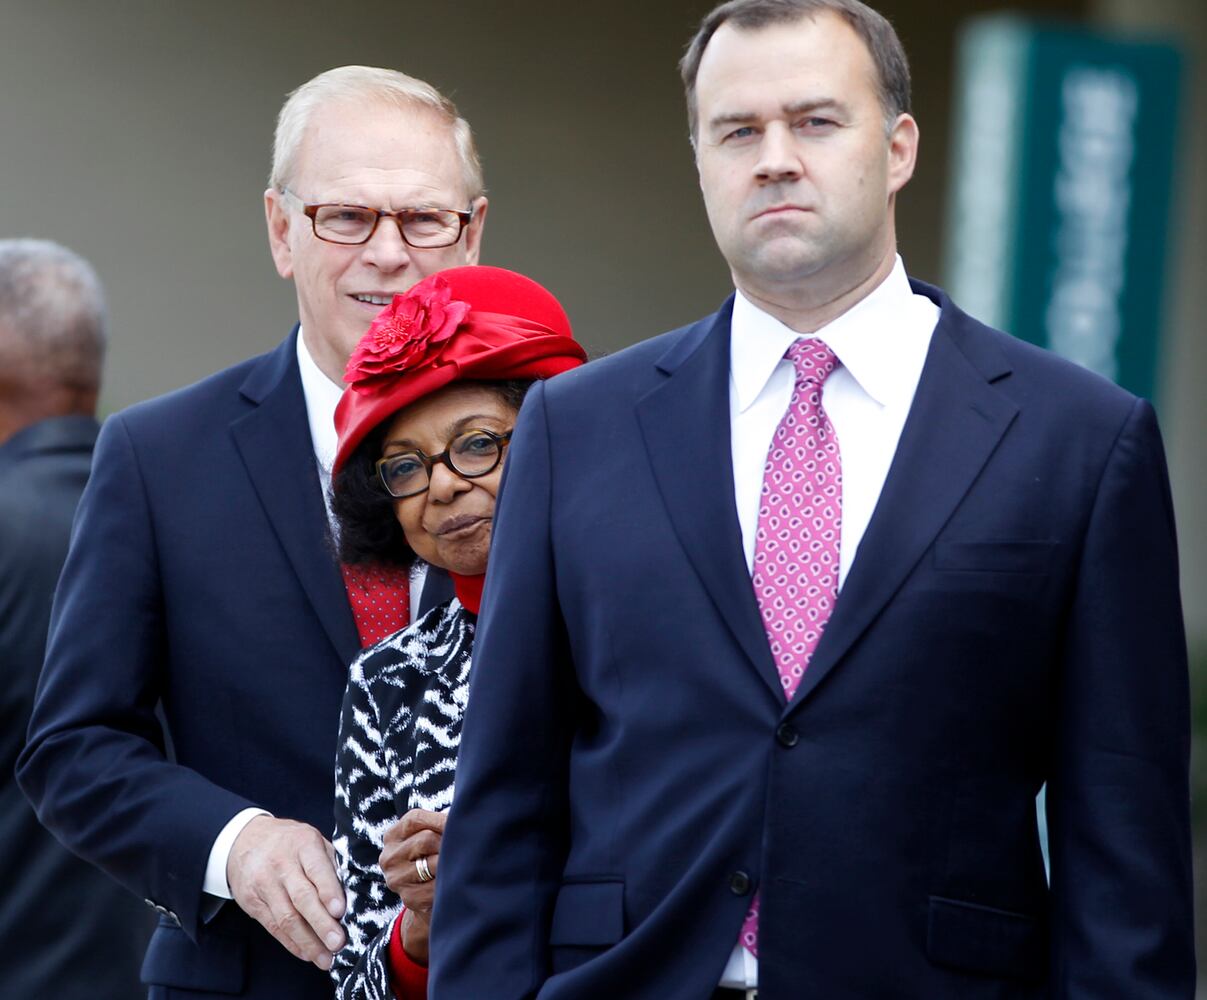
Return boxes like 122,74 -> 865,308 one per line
328,266 -> 585,999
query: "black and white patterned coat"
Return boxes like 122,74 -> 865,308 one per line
330,599 -> 474,999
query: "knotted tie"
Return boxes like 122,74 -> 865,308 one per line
741,338 -> 843,958
341,562 -> 411,648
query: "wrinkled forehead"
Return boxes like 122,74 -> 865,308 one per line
383,383 -> 519,446
696,13 -> 879,115
291,99 -> 466,202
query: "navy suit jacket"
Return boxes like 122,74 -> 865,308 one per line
18,331 -> 358,998
431,283 -> 1193,999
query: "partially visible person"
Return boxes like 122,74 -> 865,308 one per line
18,66 -> 486,1000
328,266 -> 586,999
0,238 -> 152,999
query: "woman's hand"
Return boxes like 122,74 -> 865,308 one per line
401,906 -> 431,965
380,808 -> 447,915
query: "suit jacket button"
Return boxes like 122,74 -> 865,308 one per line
729,871 -> 752,895
776,723 -> 799,747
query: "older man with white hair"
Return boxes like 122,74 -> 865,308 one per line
19,66 -> 487,1000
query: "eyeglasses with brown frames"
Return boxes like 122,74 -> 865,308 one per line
281,188 -> 474,249
376,428 -> 514,499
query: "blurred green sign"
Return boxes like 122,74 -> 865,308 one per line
943,17 -> 1183,401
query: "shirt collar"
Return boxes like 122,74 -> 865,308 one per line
730,255 -> 922,412
295,326 -> 345,471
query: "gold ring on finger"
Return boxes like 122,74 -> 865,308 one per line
415,856 -> 433,883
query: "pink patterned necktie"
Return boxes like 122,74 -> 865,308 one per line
741,338 -> 843,958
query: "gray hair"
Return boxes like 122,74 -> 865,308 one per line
0,239 -> 107,391
269,65 -> 485,201
680,0 -> 912,144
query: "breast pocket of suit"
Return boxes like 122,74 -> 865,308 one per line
913,540 -> 1062,656
548,879 -> 625,974
932,539 -> 1057,577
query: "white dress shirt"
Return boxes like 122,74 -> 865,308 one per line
202,329 -> 427,901
298,328 -> 428,622
719,257 -> 939,987
297,326 -> 344,521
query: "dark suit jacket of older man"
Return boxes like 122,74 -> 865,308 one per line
430,282 -> 1193,999
19,331 -> 360,999
1,414 -> 153,999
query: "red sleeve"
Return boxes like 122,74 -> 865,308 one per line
387,908 -> 430,999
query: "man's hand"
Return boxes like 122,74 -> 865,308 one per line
227,815 -> 346,971
380,808 -> 446,915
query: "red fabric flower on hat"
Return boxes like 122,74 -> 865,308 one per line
344,275 -> 471,389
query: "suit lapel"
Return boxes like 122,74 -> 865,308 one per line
787,294 -> 1018,712
635,302 -> 783,700
230,331 -> 361,669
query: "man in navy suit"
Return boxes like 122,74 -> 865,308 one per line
19,67 -> 484,998
430,1 -> 1194,997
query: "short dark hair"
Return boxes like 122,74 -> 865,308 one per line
332,379 -> 533,569
679,0 -> 911,143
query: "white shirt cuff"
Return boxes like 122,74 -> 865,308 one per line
203,807 -> 272,899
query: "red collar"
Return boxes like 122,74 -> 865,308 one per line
449,572 -> 484,615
